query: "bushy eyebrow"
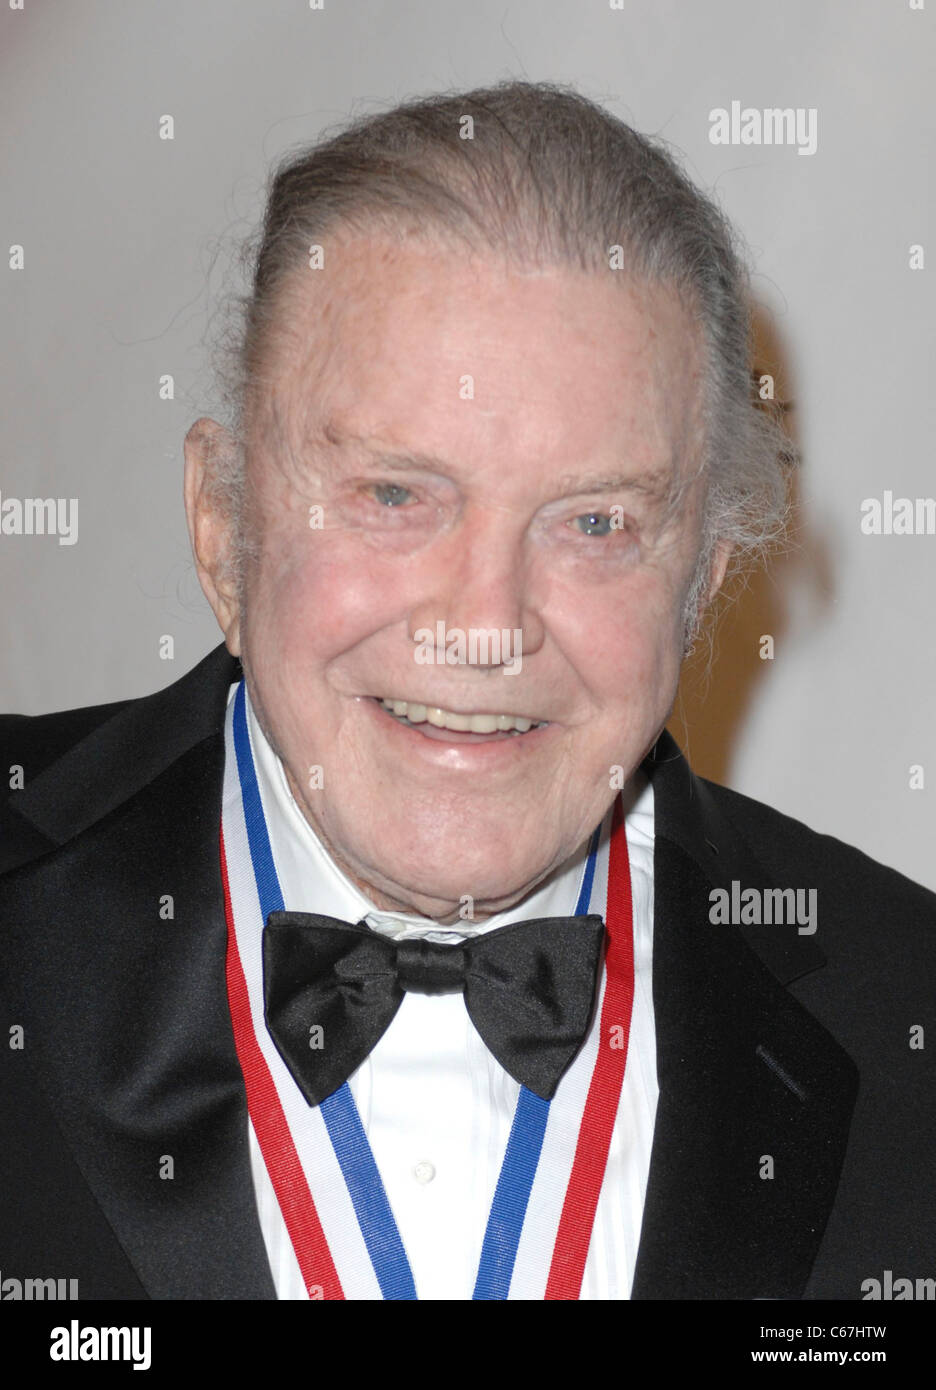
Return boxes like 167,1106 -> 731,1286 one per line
321,421 -> 677,505
552,470 -> 675,502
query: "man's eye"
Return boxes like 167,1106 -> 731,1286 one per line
372,482 -> 413,507
573,512 -> 614,537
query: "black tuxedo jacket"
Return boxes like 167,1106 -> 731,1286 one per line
1,644 -> 934,1300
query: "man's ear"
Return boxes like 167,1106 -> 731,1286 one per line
705,537 -> 734,604
183,417 -> 243,657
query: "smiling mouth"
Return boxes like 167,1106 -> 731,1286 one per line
376,696 -> 548,740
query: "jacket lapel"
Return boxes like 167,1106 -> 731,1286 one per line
631,734 -> 859,1298
0,645 -> 276,1299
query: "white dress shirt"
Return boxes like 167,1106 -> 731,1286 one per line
232,682 -> 659,1299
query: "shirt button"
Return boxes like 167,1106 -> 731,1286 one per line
413,1161 -> 436,1185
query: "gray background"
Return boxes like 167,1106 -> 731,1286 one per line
2,0 -> 933,889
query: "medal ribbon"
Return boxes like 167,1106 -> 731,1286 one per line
221,679 -> 634,1299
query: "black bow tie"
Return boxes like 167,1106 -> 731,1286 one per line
262,912 -> 607,1107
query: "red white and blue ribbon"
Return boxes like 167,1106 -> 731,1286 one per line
220,679 -> 635,1299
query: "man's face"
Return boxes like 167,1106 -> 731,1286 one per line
189,236 -> 717,922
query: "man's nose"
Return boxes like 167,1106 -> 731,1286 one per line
406,516 -> 545,666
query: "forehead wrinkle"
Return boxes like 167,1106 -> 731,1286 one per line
280,288 -> 705,505
273,265 -> 702,463
321,418 -> 671,483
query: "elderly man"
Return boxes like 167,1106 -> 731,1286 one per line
1,81 -> 933,1303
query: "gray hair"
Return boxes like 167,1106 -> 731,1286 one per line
205,79 -> 795,648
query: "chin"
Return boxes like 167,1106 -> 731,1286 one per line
351,823 -> 552,915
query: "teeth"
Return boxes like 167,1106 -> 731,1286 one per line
380,698 -> 543,734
